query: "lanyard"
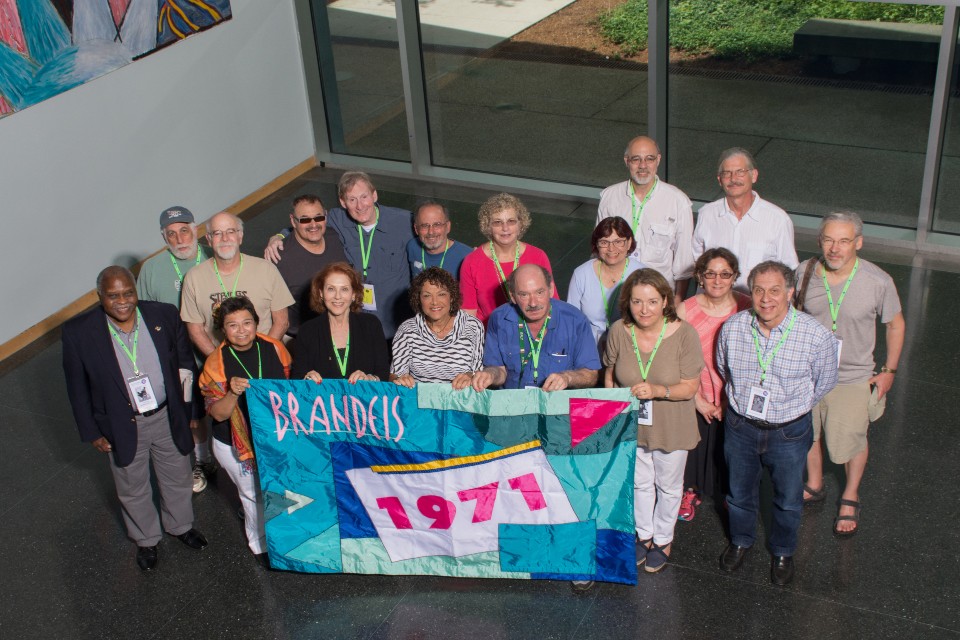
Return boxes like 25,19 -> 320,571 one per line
332,331 -> 351,377
751,308 -> 797,386
628,178 -> 657,236
169,249 -> 203,282
595,259 -> 630,327
229,342 -> 262,380
519,311 -> 551,384
422,240 -> 450,272
214,255 -> 244,298
357,207 -> 380,279
107,310 -> 143,375
822,258 -> 859,332
489,241 -> 520,298
629,318 -> 667,381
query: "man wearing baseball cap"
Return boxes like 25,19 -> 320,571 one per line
137,206 -> 216,493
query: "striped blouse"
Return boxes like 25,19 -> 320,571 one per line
390,311 -> 485,383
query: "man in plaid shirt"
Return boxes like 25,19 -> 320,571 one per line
716,261 -> 837,586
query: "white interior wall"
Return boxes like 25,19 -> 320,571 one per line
0,0 -> 314,345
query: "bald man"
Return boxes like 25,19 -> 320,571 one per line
597,136 -> 694,302
180,212 -> 294,356
62,266 -> 207,570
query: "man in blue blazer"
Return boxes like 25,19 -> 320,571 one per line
62,266 -> 208,570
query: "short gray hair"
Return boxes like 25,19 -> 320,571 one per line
413,200 -> 450,223
96,265 -> 135,294
819,210 -> 863,238
747,261 -> 796,292
508,264 -> 553,293
717,147 -> 756,173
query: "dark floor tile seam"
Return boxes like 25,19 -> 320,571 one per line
663,561 -> 960,633
0,398 -> 72,423
585,82 -> 645,119
144,570 -> 236,640
665,124 -> 928,156
364,587 -> 412,640
425,97 -> 629,124
567,584 -> 602,639
0,440 -> 91,519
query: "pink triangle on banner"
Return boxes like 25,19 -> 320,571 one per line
569,398 -> 631,448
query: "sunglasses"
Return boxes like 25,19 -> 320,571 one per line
295,214 -> 326,224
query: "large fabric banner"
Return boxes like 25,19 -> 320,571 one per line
246,380 -> 639,585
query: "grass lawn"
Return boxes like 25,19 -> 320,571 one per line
599,0 -> 944,60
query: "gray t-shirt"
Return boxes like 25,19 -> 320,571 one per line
275,231 -> 348,336
798,258 -> 901,384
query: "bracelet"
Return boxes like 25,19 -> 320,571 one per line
880,367 -> 897,374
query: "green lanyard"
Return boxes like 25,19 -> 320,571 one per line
751,308 -> 797,386
332,331 -> 351,377
169,250 -> 203,282
629,318 -> 667,381
357,207 -> 380,279
489,241 -> 520,298
518,311 -> 551,384
596,260 -> 630,327
107,310 -> 143,375
822,258 -> 859,332
628,178 -> 657,236
228,342 -> 262,379
214,255 -> 244,298
422,240 -> 450,272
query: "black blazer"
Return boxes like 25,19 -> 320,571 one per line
62,301 -> 197,467
292,312 -> 390,381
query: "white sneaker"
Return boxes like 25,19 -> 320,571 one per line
192,462 -> 208,493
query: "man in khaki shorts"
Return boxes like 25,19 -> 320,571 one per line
794,211 -> 905,536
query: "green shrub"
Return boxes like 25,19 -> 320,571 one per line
597,0 -> 944,61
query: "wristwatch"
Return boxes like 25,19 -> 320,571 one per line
664,385 -> 671,399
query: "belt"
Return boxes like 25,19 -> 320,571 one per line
733,409 -> 796,431
139,401 -> 168,418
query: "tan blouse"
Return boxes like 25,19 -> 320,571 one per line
603,319 -> 705,452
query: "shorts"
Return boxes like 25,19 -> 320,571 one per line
812,382 -> 876,464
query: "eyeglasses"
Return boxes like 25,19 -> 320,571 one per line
626,155 -> 658,166
295,214 -> 326,224
703,271 -> 735,280
820,236 -> 857,248
597,239 -> 628,249
208,228 -> 240,240
416,221 -> 446,232
490,219 -> 518,228
718,168 -> 752,179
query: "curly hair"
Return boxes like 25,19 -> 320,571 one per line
213,295 -> 259,333
309,262 -> 364,314
618,268 -> 678,325
477,193 -> 532,240
693,247 -> 740,284
590,217 -> 637,256
409,267 -> 462,316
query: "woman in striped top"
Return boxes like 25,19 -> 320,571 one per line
391,267 -> 485,387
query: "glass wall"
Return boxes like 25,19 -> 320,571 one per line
309,0 -> 410,161
933,21 -> 960,234
667,3 -> 942,229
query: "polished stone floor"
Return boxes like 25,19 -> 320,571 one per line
1,168 -> 958,639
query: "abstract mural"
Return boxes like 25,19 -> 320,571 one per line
0,0 -> 232,117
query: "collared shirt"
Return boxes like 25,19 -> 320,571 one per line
406,237 -> 472,279
717,307 -> 838,423
107,311 -> 167,407
483,300 -> 601,389
693,192 -> 798,292
597,179 -> 695,288
327,204 -> 415,338
137,245 -> 213,308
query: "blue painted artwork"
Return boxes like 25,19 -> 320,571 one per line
0,0 -> 233,117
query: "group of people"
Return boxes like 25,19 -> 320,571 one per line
61,138 -> 904,592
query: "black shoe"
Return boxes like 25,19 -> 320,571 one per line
255,552 -> 271,569
176,528 -> 208,550
771,555 -> 794,586
136,545 -> 158,571
719,544 -> 750,572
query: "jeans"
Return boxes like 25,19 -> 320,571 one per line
724,409 -> 812,557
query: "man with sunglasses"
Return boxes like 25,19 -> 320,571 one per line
273,194 -> 348,337
693,147 -> 798,293
407,201 -> 472,279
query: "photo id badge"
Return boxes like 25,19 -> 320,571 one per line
637,400 -> 653,426
128,375 -> 158,413
746,386 -> 770,420
362,283 -> 377,311
835,337 -> 843,369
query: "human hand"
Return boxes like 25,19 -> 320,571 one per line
630,381 -> 656,400
451,372 -> 475,390
868,371 -> 895,398
541,372 -> 569,392
471,370 -> 494,392
229,377 -> 250,396
393,374 -> 416,388
92,436 -> 112,453
304,371 -> 323,384
263,235 -> 285,264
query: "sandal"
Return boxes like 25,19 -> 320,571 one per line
636,538 -> 653,567
644,542 -> 670,573
833,499 -> 861,537
803,483 -> 826,505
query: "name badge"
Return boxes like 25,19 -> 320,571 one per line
745,386 -> 770,420
835,337 -> 843,369
128,375 -> 159,414
362,283 -> 377,311
413,261 -> 423,270
175,278 -> 182,292
637,400 -> 653,426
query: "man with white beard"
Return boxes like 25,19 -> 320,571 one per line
138,207 -> 216,492
180,212 -> 293,356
